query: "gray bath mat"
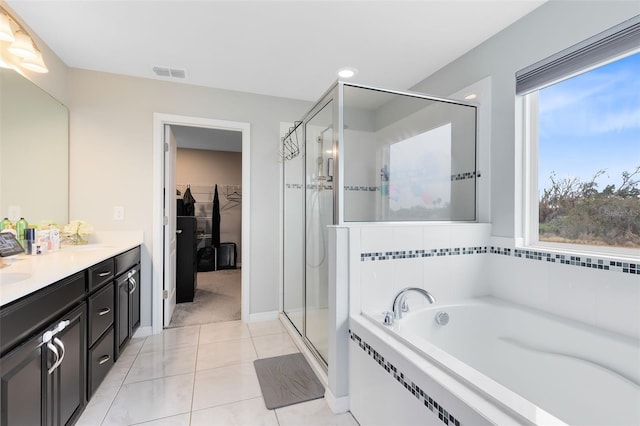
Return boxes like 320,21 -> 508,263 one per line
254,353 -> 325,409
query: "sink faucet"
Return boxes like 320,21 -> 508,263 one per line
391,287 -> 436,320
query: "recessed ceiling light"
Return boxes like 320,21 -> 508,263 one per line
464,93 -> 477,100
338,67 -> 357,79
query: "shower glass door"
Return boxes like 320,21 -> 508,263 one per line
283,124 -> 304,335
304,100 -> 333,363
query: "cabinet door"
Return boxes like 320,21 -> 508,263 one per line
117,278 -> 130,354
0,334 -> 45,425
49,304 -> 86,426
130,268 -> 140,333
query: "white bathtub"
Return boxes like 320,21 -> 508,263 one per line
357,297 -> 640,425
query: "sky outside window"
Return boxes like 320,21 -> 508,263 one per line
538,51 -> 640,194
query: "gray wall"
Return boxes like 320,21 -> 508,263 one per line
409,1 -> 640,237
68,69 -> 311,325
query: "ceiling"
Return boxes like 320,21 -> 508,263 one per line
7,0 -> 546,102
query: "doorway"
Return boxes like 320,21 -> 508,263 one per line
169,141 -> 243,327
152,114 -> 251,335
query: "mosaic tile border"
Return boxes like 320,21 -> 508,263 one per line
360,244 -> 639,276
451,170 -> 481,181
350,330 -> 462,426
361,246 -> 487,261
513,248 -> 639,274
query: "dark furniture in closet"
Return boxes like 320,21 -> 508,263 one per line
176,216 -> 197,303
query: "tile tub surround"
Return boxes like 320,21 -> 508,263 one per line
348,315 -> 524,426
0,230 -> 143,306
77,319 -> 358,425
346,223 -> 638,339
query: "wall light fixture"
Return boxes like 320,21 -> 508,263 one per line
0,7 -> 48,73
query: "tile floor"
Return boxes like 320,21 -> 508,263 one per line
77,319 -> 359,426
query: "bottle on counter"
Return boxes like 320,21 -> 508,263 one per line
0,217 -> 12,230
15,217 -> 28,239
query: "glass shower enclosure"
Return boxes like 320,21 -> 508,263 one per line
282,82 -> 477,369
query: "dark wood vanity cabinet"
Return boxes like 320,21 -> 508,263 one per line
0,292 -> 87,426
0,245 -> 141,425
115,247 -> 141,358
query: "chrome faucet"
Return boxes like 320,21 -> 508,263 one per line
391,287 -> 436,320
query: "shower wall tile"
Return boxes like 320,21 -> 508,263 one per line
546,264 -> 598,327
595,274 -> 640,339
392,258 -> 425,309
489,253 -> 550,312
449,224 -> 491,248
487,236 -> 639,339
423,226 -> 451,249
393,226 -> 424,252
348,227 -> 362,315
360,259 -> 394,314
360,226 -> 394,253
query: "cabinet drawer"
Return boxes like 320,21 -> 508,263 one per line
88,283 -> 114,347
88,258 -> 114,292
0,272 -> 85,356
88,327 -> 114,398
115,247 -> 140,277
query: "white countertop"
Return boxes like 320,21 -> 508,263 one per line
0,231 -> 143,307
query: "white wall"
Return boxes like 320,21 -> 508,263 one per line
68,69 -> 311,327
408,1 -> 640,238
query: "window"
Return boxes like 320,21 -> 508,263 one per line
519,17 -> 640,251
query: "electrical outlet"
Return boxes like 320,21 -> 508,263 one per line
113,206 -> 125,221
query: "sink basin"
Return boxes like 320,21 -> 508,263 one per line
62,244 -> 113,252
0,272 -> 32,285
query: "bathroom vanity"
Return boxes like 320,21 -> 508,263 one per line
0,234 -> 142,425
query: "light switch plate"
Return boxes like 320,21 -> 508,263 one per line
113,206 -> 125,221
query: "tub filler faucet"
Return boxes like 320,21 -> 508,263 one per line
384,287 -> 436,325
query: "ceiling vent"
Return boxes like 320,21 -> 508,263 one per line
152,66 -> 187,79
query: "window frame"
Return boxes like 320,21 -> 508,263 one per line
521,54 -> 640,258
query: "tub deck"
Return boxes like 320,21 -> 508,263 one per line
366,297 -> 640,425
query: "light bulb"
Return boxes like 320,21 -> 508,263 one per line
8,30 -> 37,60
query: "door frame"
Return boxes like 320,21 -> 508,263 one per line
152,113 -> 251,334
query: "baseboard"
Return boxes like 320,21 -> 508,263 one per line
133,326 -> 153,338
325,389 -> 350,414
248,310 -> 279,322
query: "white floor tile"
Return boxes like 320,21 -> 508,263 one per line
199,320 -> 252,344
276,398 -> 359,426
125,345 -> 197,384
248,320 -> 284,337
196,338 -> 257,371
81,319 -> 353,426
190,397 -> 278,426
100,353 -> 137,389
140,325 -> 200,354
75,385 -> 120,426
102,373 -> 194,425
191,363 -> 262,411
120,336 -> 146,358
131,413 -> 191,426
252,332 -> 299,359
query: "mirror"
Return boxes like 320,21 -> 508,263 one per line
0,68 -> 69,227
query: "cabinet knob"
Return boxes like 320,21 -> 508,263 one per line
98,307 -> 111,316
98,354 -> 111,365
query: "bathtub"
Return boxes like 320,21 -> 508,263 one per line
349,297 -> 640,426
